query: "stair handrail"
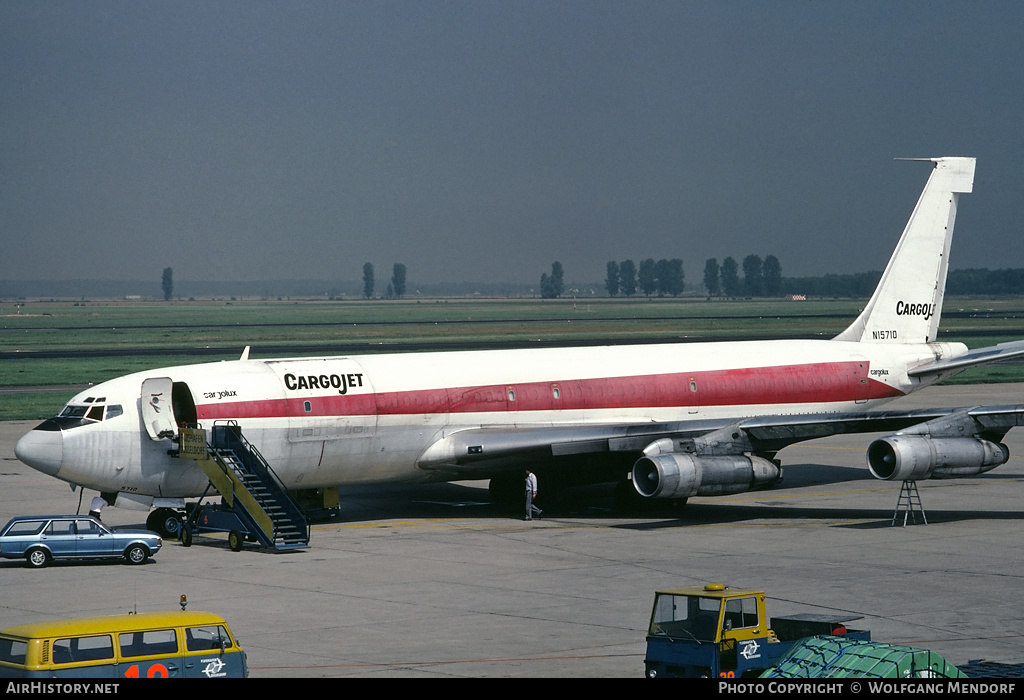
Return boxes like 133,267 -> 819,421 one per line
211,421 -> 310,544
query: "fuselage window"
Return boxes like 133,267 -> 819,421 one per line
690,380 -> 697,393
552,386 -> 560,399
508,389 -> 516,402
304,401 -> 312,413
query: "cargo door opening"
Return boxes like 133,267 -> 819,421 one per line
141,378 -> 197,441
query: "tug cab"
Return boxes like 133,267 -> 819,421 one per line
644,584 -> 867,678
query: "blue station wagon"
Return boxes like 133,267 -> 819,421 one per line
0,516 -> 162,568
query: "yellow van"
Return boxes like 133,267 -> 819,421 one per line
0,611 -> 247,678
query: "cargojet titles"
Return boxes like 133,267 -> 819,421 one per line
895,301 -> 936,321
284,372 -> 365,394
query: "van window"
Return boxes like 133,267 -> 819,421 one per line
119,630 -> 177,657
52,635 -> 114,664
0,638 -> 27,664
185,625 -> 233,652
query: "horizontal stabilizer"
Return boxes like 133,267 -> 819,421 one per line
908,339 -> 1024,378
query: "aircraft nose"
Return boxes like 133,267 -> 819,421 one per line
15,420 -> 65,476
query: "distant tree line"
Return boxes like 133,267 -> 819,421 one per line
156,257 -> 1024,305
946,268 -> 1024,296
605,258 -> 684,297
777,268 -> 1024,298
779,271 -> 880,298
354,263 -> 1024,301
701,254 -> 781,297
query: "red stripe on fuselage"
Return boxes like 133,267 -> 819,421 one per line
196,361 -> 903,421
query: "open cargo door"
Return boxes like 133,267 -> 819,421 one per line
141,377 -> 177,441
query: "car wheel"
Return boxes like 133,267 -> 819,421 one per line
228,530 -> 243,552
180,524 -> 193,547
26,548 -> 49,568
125,544 -> 148,565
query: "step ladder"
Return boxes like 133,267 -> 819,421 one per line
179,423 -> 310,550
892,480 -> 927,527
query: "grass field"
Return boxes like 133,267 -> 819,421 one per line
2,296 -> 1022,421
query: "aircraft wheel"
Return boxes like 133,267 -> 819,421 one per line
228,530 -> 243,552
147,508 -> 182,539
26,548 -> 49,568
180,524 -> 193,547
613,480 -> 686,513
488,475 -> 523,509
613,479 -> 645,511
125,544 -> 148,565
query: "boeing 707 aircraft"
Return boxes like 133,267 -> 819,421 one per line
15,157 -> 1024,533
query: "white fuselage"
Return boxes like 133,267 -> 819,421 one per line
13,157 -> 984,503
15,337 -> 966,498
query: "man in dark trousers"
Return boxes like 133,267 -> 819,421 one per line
525,469 -> 542,521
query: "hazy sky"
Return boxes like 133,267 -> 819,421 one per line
3,2 -> 1023,287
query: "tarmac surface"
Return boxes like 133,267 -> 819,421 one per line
2,383 -> 1024,678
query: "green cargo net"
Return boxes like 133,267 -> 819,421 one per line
761,636 -> 966,679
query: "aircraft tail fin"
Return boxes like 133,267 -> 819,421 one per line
834,157 -> 976,344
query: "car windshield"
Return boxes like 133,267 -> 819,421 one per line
649,593 -> 721,642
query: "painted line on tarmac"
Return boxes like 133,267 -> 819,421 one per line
314,519 -> 594,531
253,647 -> 639,673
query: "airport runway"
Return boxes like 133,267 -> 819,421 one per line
2,383 -> 1023,677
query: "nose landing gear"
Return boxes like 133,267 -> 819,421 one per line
146,508 -> 184,539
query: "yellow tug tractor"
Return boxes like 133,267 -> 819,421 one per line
644,584 -> 869,678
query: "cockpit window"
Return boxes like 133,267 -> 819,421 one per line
58,403 -> 121,422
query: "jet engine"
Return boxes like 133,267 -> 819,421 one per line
867,436 -> 1009,481
632,453 -> 780,499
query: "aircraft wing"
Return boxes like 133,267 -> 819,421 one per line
418,418 -> 738,472
417,405 -> 1024,483
908,340 -> 1024,378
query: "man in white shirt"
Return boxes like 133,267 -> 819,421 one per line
89,495 -> 108,520
525,469 -> 542,521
